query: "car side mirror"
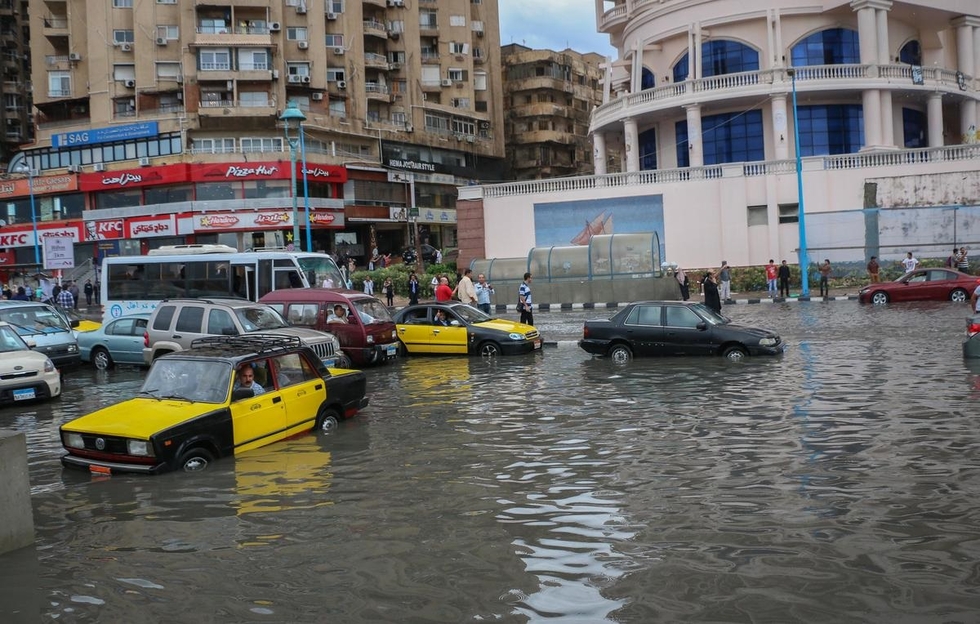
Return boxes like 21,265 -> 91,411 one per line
450,320 -> 461,327
232,387 -> 255,401
25,339 -> 36,348
696,322 -> 707,331
70,319 -> 80,328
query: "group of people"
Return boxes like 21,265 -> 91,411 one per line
1,278 -> 98,309
429,268 -> 498,315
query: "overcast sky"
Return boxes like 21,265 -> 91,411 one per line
498,0 -> 616,57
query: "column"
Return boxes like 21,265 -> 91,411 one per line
852,0 -> 881,149
862,89 -> 882,148
880,91 -> 894,147
875,6 -> 890,64
875,6 -> 895,147
953,18 -> 979,142
632,40 -> 643,93
685,105 -> 703,167
767,9 -> 776,68
927,93 -> 944,148
593,132 -> 607,175
687,27 -> 696,81
624,118 -> 640,172
771,94 -> 790,160
694,23 -> 703,79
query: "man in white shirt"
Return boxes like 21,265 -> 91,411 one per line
453,268 -> 477,306
902,252 -> 919,273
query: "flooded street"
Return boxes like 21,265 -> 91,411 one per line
3,301 -> 980,623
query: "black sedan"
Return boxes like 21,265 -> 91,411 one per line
579,301 -> 784,363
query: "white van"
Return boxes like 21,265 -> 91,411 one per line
0,301 -> 81,367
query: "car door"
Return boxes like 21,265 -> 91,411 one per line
895,270 -> 928,302
229,358 -> 287,454
927,269 -> 957,300
270,352 -> 324,433
622,305 -> 664,356
662,305 -> 712,355
432,310 -> 468,354
107,317 -> 147,364
398,307 -> 436,353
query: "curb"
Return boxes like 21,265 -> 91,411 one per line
494,295 -> 859,312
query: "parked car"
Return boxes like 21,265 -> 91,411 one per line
392,303 -> 542,356
142,298 -> 349,368
260,289 -> 399,367
0,300 -> 81,367
60,334 -> 369,475
401,244 -> 439,265
579,300 -> 784,363
859,268 -> 980,304
0,321 -> 61,404
77,313 -> 150,370
964,315 -> 980,358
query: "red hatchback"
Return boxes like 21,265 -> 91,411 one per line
858,268 -> 980,304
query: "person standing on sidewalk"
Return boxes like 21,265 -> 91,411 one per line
407,273 -> 420,306
453,268 -> 477,306
703,271 -> 722,314
84,279 -> 94,306
778,260 -> 791,297
957,247 -> 970,274
474,273 -> 494,314
518,273 -> 534,326
818,259 -> 832,298
765,260 -> 778,298
867,256 -> 881,283
902,252 -> 919,274
718,261 -> 732,303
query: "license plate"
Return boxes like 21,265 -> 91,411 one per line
533,340 -> 542,350
385,344 -> 398,357
90,465 -> 112,476
13,388 -> 35,401
322,357 -> 339,368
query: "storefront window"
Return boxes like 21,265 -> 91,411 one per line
96,188 -> 143,209
195,182 -> 240,201
145,184 -> 194,205
243,180 -> 289,199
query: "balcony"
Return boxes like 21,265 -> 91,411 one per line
362,0 -> 386,6
365,82 -> 391,102
364,52 -> 388,70
421,51 -> 440,64
363,19 -> 387,39
48,89 -> 73,98
420,80 -> 442,93
42,16 -> 69,38
597,2 -> 627,35
198,98 -> 276,117
590,64 -> 980,133
193,25 -> 272,47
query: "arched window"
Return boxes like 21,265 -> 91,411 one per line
641,68 -> 655,90
639,128 -> 657,170
671,40 -> 759,82
900,40 -> 921,65
791,29 -> 860,66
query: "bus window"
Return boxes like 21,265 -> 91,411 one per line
257,259 -> 274,299
232,266 -> 248,299
185,261 -> 234,297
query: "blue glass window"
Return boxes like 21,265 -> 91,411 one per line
639,128 -> 657,170
796,104 -> 864,155
641,68 -> 655,90
791,29 -> 860,66
675,110 -> 764,167
672,40 -> 759,82
899,40 -> 921,65
902,108 -> 926,148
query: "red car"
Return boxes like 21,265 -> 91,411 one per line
858,268 -> 980,304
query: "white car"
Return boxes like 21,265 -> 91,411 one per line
0,321 -> 61,403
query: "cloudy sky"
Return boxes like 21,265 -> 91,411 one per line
498,0 -> 616,57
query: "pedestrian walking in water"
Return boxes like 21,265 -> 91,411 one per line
818,259 -> 832,298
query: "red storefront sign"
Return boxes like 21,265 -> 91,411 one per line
196,211 -> 292,231
0,175 -> 78,199
0,251 -> 16,265
309,212 -> 336,225
83,219 -> 125,241
301,165 -> 348,183
79,164 -> 189,192
191,161 -> 289,182
0,225 -> 81,248
127,215 -> 176,238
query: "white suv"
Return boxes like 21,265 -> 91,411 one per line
142,299 -> 348,368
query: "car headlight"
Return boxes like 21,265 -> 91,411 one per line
391,330 -> 397,339
859,287 -> 869,294
758,337 -> 778,347
366,335 -> 374,344
67,344 -> 78,353
127,439 -> 154,457
63,432 -> 84,449
508,332 -> 524,341
44,358 -> 56,373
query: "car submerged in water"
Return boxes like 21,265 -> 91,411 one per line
579,300 -> 784,363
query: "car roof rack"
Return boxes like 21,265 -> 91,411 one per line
189,334 -> 303,355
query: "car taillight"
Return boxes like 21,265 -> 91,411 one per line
969,323 -> 980,337
583,326 -> 589,338
143,331 -> 149,347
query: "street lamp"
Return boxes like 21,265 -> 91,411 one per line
13,162 -> 40,267
299,120 -> 312,254
279,103 -> 307,251
787,68 -> 810,297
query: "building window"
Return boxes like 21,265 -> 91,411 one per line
287,27 -> 308,41
157,0 -> 177,4
747,205 -> 768,227
287,63 -> 311,77
192,138 -> 235,154
238,49 -> 269,71
240,137 -> 283,152
327,0 -> 343,13
474,71 -> 487,91
791,29 -> 860,66
900,40 -> 921,65
676,110 -> 764,167
239,92 -> 270,107
156,25 -> 179,40
796,104 -> 864,156
448,68 -> 465,81
902,108 -> 926,148
329,100 -> 346,117
420,11 -> 437,28
425,112 -> 451,132
450,42 -> 468,55
449,15 -> 465,27
113,0 -> 133,7
113,30 -> 135,44
325,34 -> 344,47
112,64 -> 136,82
639,128 -> 656,170
778,203 -> 799,224
451,98 -> 469,109
48,71 -> 71,97
155,62 -> 181,80
672,40 -> 759,82
327,68 -> 345,82
641,68 -> 655,90
199,49 -> 230,71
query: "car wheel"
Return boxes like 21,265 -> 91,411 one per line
92,347 -> 113,370
398,340 -> 409,356
478,341 -> 501,357
608,344 -> 632,364
317,408 -> 341,433
951,289 -> 968,303
870,291 -> 889,305
336,354 -> 352,369
723,345 -> 747,361
178,448 -> 214,473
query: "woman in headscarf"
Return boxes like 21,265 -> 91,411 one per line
675,268 -> 689,301
702,270 -> 722,313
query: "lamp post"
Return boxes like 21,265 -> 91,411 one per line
13,163 -> 40,267
299,122 -> 312,253
787,68 -> 810,297
279,103 -> 307,251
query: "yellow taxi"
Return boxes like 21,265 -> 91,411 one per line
60,335 -> 369,474
392,302 -> 542,356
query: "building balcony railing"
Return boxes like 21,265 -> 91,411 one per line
591,64 -> 979,132
45,55 -> 68,66
48,89 -> 72,98
198,99 -> 276,116
364,52 -> 388,69
363,19 -> 388,38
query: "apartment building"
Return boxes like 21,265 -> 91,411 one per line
0,0 -> 32,168
501,43 -> 610,180
2,0 -> 504,267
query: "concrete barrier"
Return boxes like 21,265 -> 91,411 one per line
0,432 -> 34,554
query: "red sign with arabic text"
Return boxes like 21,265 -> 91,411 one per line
127,216 -> 175,238
79,164 -> 190,192
300,164 -> 348,183
0,175 -> 78,199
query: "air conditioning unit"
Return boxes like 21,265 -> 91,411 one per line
120,43 -> 132,52
466,136 -> 475,143
311,92 -> 324,101
124,80 -> 136,88
66,165 -> 81,173
475,29 -> 484,37
333,47 -> 345,55
478,120 -> 490,130
269,22 -> 281,32
68,52 -> 82,61
93,163 -> 106,172
389,31 -> 400,40
404,124 -> 413,132
139,157 -> 151,166
296,3 -> 307,14
336,80 -> 347,89
390,62 -> 402,70
156,37 -> 167,46
326,12 -> 338,20
441,79 -> 452,87
298,41 -> 309,49
394,0 -> 404,6
301,76 -> 311,83
287,75 -> 302,83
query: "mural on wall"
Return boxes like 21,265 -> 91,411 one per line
533,195 -> 665,249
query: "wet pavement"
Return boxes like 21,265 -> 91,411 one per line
3,300 -> 980,623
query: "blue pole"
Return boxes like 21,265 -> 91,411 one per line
300,124 -> 311,253
790,70 -> 810,297
27,169 -> 39,266
288,141 -> 299,250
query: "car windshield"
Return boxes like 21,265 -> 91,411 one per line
352,298 -> 393,324
236,306 -> 288,332
451,304 -> 492,324
0,325 -> 29,352
691,303 -> 729,326
140,359 -> 232,403
298,256 -> 346,289
0,305 -> 72,336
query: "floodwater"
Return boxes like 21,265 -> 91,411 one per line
3,301 -> 980,623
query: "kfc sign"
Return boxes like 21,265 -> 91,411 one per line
0,233 -> 30,247
0,226 -> 80,248
84,219 -> 124,241
127,216 -> 175,238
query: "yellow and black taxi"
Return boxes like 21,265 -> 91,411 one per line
60,335 -> 369,475
392,302 -> 542,356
